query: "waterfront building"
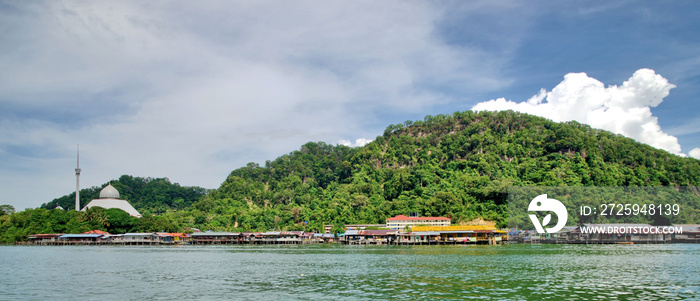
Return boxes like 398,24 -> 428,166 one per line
529,226 -> 577,243
27,233 -> 63,245
672,225 -> 700,243
324,224 -> 384,233
190,232 -> 244,244
81,183 -> 142,218
397,231 -> 441,244
189,231 -> 307,244
157,233 -> 188,244
246,232 -> 263,242
412,225 -> 504,244
385,215 -> 451,229
58,233 -> 108,244
313,233 -> 335,243
262,231 -> 304,244
110,233 -> 160,244
341,229 -> 399,244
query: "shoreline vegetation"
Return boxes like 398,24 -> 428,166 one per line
2,111 -> 699,244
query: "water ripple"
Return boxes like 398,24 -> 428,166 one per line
0,244 -> 697,300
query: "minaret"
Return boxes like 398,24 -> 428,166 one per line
75,145 -> 81,211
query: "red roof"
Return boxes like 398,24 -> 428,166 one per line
386,215 -> 451,221
83,230 -> 110,235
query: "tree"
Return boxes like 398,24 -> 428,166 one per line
105,208 -> 138,234
0,205 -> 15,216
330,222 -> 345,236
85,207 -> 110,229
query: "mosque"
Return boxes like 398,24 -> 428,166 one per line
74,146 -> 141,218
81,183 -> 142,218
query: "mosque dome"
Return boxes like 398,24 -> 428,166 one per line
83,183 -> 141,218
99,184 -> 120,199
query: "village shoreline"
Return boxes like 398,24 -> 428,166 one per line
20,222 -> 700,246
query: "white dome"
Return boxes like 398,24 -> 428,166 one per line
99,184 -> 120,199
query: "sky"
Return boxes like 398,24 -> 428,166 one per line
1,1 -> 699,210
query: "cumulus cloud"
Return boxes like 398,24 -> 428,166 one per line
690,148 -> 700,160
472,69 -> 682,154
339,138 -> 373,148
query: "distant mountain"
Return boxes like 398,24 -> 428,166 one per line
40,175 -> 209,214
198,110 -> 700,231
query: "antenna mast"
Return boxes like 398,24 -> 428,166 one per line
75,145 -> 81,211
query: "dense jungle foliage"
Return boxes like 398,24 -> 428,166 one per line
0,176 -> 209,242
39,175 -> 209,214
2,110 -> 699,242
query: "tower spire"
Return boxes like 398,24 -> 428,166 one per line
75,145 -> 81,211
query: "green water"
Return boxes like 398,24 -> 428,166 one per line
1,244 -> 698,300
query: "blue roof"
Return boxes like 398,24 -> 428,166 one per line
60,234 -> 103,238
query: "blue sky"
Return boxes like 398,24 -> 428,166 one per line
1,1 -> 699,210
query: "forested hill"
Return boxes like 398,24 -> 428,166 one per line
40,175 -> 209,215
201,110 -> 700,230
3,110 -> 700,241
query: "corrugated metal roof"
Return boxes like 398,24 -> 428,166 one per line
123,233 -> 158,237
156,233 -> 187,237
361,230 -> 398,235
406,231 -> 441,236
279,231 -> 303,235
190,232 -> 240,236
31,233 -> 64,238
673,224 -> 700,233
343,230 -> 398,236
60,234 -> 104,238
412,225 -> 496,232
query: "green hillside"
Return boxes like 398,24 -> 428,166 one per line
2,110 -> 699,242
190,110 -> 700,232
40,175 -> 210,214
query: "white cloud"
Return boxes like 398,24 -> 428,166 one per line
339,138 -> 373,148
0,1 -> 528,209
472,69 -> 683,155
690,148 -> 700,160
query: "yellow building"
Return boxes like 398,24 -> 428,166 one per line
412,225 -> 506,243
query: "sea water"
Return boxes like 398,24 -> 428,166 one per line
0,244 -> 698,300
